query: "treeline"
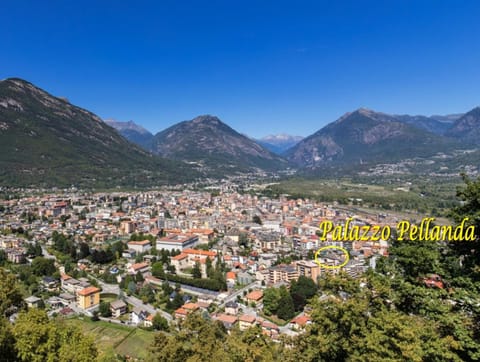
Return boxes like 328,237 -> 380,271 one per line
162,273 -> 225,291
0,269 -> 97,361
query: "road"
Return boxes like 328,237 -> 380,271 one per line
94,277 -> 172,321
218,281 -> 262,307
125,293 -> 172,321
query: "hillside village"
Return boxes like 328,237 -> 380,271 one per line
0,180 -> 402,339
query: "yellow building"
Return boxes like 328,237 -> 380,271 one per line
77,286 -> 100,310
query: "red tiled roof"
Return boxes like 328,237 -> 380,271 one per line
215,313 -> 238,324
78,286 -> 100,296
130,262 -> 149,271
239,314 -> 256,323
172,253 -> 188,261
246,290 -> 263,301
128,240 -> 151,246
183,248 -> 216,257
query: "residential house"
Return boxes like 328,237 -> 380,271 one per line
131,307 -> 149,325
42,276 -> 58,291
225,301 -> 239,315
245,290 -> 263,304
290,315 -> 312,331
213,313 -> 238,330
77,286 -> 100,310
238,314 -> 256,331
237,272 -> 254,285
261,320 -> 280,338
25,295 -> 42,308
110,300 -> 127,318
144,314 -> 154,328
128,262 -> 150,275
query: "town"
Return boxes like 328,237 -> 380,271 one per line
0,181 -> 410,343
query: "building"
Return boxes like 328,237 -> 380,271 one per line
261,320 -> 280,338
110,300 -> 127,318
121,221 -> 136,234
295,260 -> 321,283
61,274 -> 90,295
156,234 -> 199,252
128,262 -> 150,275
290,315 -> 312,330
245,290 -> 263,304
225,301 -> 239,315
131,307 -> 149,325
238,314 -> 256,331
77,286 -> 100,310
25,295 -> 42,308
268,264 -> 299,284
188,228 -> 215,243
6,249 -> 26,264
237,272 -> 254,285
174,303 -> 199,320
127,240 -> 152,254
213,313 -> 238,330
170,248 -> 217,277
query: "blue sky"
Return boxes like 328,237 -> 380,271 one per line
1,1 -> 479,137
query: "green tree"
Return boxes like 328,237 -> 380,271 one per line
0,316 -> 17,361
140,285 -> 155,304
99,301 -> 111,317
149,313 -> 228,361
205,257 -> 214,278
31,257 -> 56,277
262,287 -> 280,316
0,268 -> 24,315
290,276 -> 318,311
136,271 -> 145,283
12,308 -> 97,362
192,261 -> 202,279
152,261 -> 165,278
152,313 -> 169,331
252,215 -> 262,225
276,286 -> 295,320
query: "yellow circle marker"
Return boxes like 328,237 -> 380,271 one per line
314,245 -> 350,269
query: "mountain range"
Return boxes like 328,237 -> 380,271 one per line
0,78 -> 198,187
255,134 -> 304,154
1,77 -> 480,186
104,119 -> 154,149
146,115 -> 287,172
284,108 -> 471,168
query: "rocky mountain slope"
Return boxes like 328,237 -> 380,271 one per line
104,119 -> 154,150
285,108 -> 461,168
149,115 -> 288,172
448,107 -> 480,145
0,78 -> 197,187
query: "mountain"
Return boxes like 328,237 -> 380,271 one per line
104,119 -> 154,150
256,134 -> 304,155
448,107 -> 480,144
393,114 -> 460,134
148,115 -> 288,172
0,78 -> 198,187
285,108 -> 461,168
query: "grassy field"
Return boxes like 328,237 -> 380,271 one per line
263,177 -> 463,216
100,293 -> 119,303
65,318 -> 155,360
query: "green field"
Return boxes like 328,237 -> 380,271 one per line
65,318 -> 155,360
100,293 -> 120,303
263,177 -> 462,216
